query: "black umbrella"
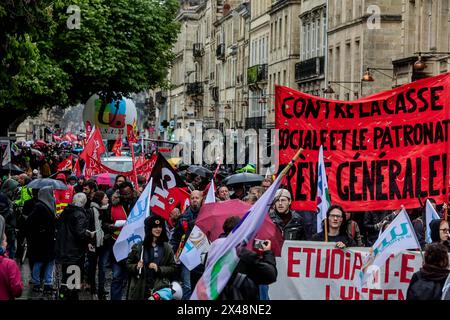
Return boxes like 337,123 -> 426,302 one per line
187,165 -> 213,178
27,178 -> 68,190
223,172 -> 264,186
0,163 -> 24,175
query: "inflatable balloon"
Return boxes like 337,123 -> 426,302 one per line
83,94 -> 137,140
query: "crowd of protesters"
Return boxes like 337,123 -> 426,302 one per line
0,141 -> 449,301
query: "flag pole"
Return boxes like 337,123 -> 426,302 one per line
137,245 -> 144,279
445,203 -> 448,221
279,148 -> 304,177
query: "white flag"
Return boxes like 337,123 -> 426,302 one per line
357,208 -> 420,288
179,225 -> 210,271
113,178 -> 152,262
425,199 -> 441,244
316,145 -> 330,233
205,180 -> 216,204
1,140 -> 11,166
191,173 -> 282,300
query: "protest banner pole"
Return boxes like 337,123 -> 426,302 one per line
445,203 -> 448,221
324,216 -> 328,242
137,245 -> 144,279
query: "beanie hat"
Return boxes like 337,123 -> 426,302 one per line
275,188 -> 291,200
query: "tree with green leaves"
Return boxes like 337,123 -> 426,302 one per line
0,0 -> 180,135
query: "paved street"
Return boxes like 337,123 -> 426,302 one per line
18,259 -> 113,300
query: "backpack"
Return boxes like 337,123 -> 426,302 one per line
408,272 -> 444,300
219,272 -> 258,300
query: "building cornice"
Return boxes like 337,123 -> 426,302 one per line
328,15 -> 402,35
269,0 -> 302,15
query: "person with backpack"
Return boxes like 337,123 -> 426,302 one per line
206,216 -> 278,300
407,242 -> 450,300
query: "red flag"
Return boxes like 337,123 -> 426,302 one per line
57,155 -> 73,171
112,135 -> 123,157
73,158 -> 82,176
85,121 -> 93,138
127,122 -> 138,144
149,153 -> 190,222
79,128 -> 106,179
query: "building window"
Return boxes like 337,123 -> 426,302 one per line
285,15 -> 288,47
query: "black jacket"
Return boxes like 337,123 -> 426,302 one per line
363,210 -> 394,246
55,204 -> 90,265
311,231 -> 356,247
25,201 -> 56,262
270,210 -> 306,241
0,193 -> 15,242
218,247 -> 277,300
407,264 -> 449,300
169,206 -> 201,253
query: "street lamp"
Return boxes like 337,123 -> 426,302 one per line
323,81 -> 361,98
413,52 -> 450,71
361,67 -> 396,85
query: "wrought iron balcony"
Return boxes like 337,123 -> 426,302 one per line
245,116 -> 266,130
247,64 -> 268,84
193,43 -> 205,58
186,82 -> 204,96
216,43 -> 225,60
295,56 -> 325,81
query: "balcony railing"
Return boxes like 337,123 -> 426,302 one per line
186,82 -> 204,95
245,116 -> 266,130
193,43 -> 205,58
247,64 -> 268,84
216,43 -> 225,60
295,56 -> 325,81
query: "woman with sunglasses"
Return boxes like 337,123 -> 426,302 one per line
312,204 -> 356,248
126,215 -> 177,300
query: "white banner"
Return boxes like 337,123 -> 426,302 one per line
269,241 -> 426,300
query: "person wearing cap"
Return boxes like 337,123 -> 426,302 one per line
54,173 -> 74,217
126,215 -> 177,300
270,189 -> 306,241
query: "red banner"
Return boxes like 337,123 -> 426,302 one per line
57,155 -> 73,172
275,73 -> 450,211
87,154 -> 157,181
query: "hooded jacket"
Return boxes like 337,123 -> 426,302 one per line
55,204 -> 90,265
0,179 -> 18,201
429,219 -> 450,251
25,186 -> 56,262
407,263 -> 450,300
